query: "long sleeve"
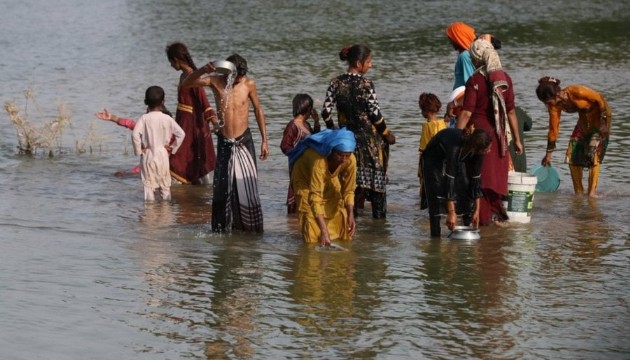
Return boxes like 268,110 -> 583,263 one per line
340,155 -> 357,206
196,87 -> 218,123
469,154 -> 485,199
131,118 -> 144,156
116,118 -> 136,130
444,144 -> 460,200
366,81 -> 389,136
280,121 -> 300,155
308,157 -> 328,216
546,105 -> 562,151
321,79 -> 337,129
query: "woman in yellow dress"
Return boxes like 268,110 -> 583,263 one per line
536,76 -> 612,197
288,129 -> 357,246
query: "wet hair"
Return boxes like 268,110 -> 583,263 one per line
165,42 -> 197,70
418,93 -> 441,113
226,53 -> 248,76
465,128 -> 492,153
536,76 -> 562,102
339,44 -> 372,66
144,86 -> 165,108
292,93 -> 314,117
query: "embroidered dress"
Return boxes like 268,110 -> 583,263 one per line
212,128 -> 263,233
463,71 -> 516,224
321,73 -> 391,217
170,85 -> 217,184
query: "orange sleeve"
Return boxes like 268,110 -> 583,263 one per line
546,105 -> 562,151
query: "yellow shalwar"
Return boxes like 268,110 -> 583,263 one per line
291,148 -> 357,243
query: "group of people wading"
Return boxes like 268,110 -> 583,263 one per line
99,24 -> 612,245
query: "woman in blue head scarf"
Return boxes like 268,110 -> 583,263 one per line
289,129 -> 357,246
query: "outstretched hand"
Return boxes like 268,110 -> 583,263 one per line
95,109 -> 117,122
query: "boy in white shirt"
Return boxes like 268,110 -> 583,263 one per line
132,86 -> 185,201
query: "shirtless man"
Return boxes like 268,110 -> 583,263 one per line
182,54 -> 268,233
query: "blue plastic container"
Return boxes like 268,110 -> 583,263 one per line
530,164 -> 560,192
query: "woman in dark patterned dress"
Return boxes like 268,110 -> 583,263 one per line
321,44 -> 396,218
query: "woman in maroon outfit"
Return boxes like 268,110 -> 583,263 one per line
456,39 -> 522,225
166,42 -> 220,184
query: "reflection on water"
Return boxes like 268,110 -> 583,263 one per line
1,0 -> 630,358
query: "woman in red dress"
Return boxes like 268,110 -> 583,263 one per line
166,42 -> 220,184
456,39 -> 522,226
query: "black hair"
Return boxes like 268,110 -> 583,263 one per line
465,128 -> 492,153
144,86 -> 165,108
165,42 -> 197,70
292,93 -> 314,117
339,44 -> 372,67
536,76 -> 562,102
226,53 -> 248,76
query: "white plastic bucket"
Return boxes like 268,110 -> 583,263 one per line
506,171 -> 537,223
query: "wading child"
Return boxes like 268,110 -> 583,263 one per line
418,92 -> 447,209
96,105 -> 173,177
280,93 -> 321,214
132,86 -> 185,201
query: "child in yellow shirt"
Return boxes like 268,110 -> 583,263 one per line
418,93 -> 447,209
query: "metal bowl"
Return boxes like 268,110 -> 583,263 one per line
448,226 -> 480,240
212,60 -> 236,75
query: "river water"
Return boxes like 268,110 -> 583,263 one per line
1,0 -> 629,359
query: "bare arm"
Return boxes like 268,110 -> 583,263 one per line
456,110 -> 472,130
180,62 -> 216,88
248,79 -> 269,160
507,108 -> 522,154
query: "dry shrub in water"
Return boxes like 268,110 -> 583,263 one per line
4,90 -> 71,156
75,120 -> 109,154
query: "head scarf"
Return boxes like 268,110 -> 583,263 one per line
445,22 -> 476,51
469,38 -> 502,73
288,128 -> 356,166
470,38 -> 512,156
